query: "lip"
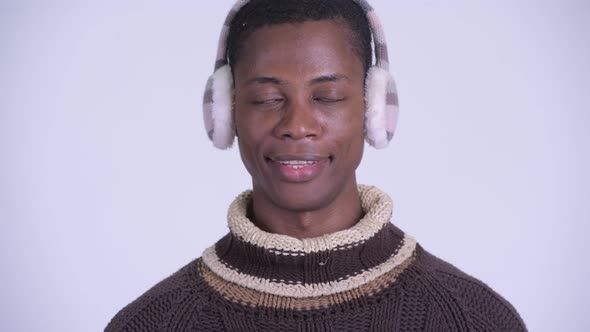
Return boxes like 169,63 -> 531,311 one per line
266,154 -> 331,183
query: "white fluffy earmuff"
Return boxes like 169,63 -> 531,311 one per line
364,66 -> 396,149
203,65 -> 234,149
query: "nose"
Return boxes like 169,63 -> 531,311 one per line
273,99 -> 322,140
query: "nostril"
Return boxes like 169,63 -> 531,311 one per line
273,105 -> 322,140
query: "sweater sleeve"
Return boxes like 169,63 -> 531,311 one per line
426,252 -> 528,332
104,262 -> 196,332
437,269 -> 527,332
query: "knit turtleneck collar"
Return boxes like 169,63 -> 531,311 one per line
200,185 -> 417,303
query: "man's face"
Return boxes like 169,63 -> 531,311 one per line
233,19 -> 365,212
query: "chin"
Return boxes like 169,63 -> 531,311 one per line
266,179 -> 343,213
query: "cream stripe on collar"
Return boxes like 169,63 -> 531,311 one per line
227,184 -> 394,254
201,234 -> 416,298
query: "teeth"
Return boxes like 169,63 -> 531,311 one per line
278,160 -> 317,168
280,160 -> 315,165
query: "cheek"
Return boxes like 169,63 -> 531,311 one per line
237,135 -> 263,183
235,110 -> 274,176
325,103 -> 365,164
341,98 -> 366,135
236,125 -> 258,167
339,127 -> 365,163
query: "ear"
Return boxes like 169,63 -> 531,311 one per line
364,66 -> 393,149
203,64 -> 235,149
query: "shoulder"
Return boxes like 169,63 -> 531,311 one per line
410,245 -> 528,331
104,258 -> 205,332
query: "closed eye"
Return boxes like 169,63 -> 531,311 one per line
252,98 -> 284,105
314,97 -> 346,103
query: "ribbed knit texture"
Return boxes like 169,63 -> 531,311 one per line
105,185 -> 527,332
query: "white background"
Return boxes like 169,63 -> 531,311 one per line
2,1 -> 588,331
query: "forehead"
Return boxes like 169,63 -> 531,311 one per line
233,20 -> 364,85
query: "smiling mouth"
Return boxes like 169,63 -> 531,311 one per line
266,155 -> 333,165
265,155 -> 331,182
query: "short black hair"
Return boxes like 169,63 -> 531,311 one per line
227,0 -> 373,74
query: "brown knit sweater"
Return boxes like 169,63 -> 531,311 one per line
105,185 -> 527,332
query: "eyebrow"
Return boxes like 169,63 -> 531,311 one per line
243,73 -> 349,87
245,76 -> 284,86
310,74 -> 349,85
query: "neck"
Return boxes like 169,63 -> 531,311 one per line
250,180 -> 363,239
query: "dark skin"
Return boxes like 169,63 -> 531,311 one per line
233,19 -> 366,239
